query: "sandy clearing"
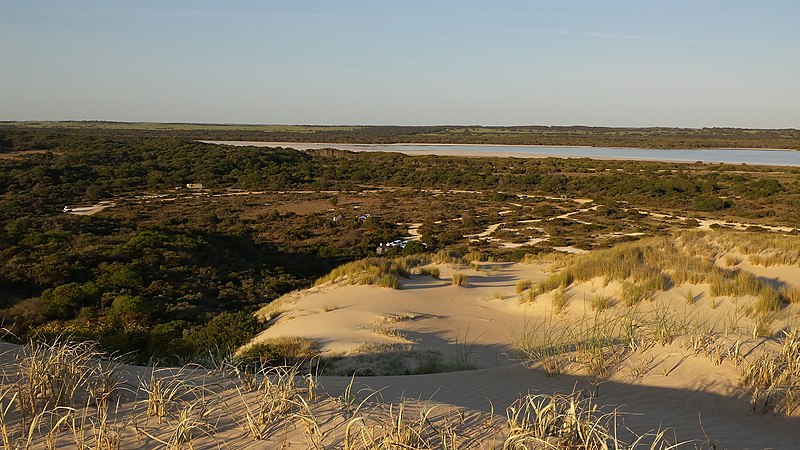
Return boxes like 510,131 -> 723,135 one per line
251,262 -> 551,366
465,222 -> 504,239
639,210 -> 797,233
63,202 -> 115,216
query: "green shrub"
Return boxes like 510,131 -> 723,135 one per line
238,336 -> 319,366
106,295 -> 150,327
184,311 -> 263,355
693,197 -> 732,212
148,320 -> 190,358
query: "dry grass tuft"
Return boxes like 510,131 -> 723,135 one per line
315,255 -> 430,289
418,266 -> 440,278
451,272 -> 468,287
741,328 -> 800,415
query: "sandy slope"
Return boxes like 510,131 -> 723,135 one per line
251,262 -> 551,367
319,364 -> 800,449
246,256 -> 800,448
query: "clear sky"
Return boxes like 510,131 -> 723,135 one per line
1,1 -> 799,128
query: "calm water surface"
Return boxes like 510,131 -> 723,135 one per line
363,144 -> 800,166
209,141 -> 800,166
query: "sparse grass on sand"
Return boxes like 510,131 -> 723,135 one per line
0,336 -> 701,449
533,231 -> 796,331
741,328 -> 800,415
418,266 -> 440,278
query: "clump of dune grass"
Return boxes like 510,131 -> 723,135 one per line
418,266 -> 440,278
551,286 -> 571,313
431,248 -> 466,265
515,279 -> 532,293
684,289 -> 696,305
622,281 -> 654,306
741,328 -> 800,415
315,255 -> 430,289
683,229 -> 800,267
451,272 -> 468,287
724,255 -> 741,267
591,293 -> 615,312
504,391 -> 684,449
779,285 -> 800,305
465,250 -> 484,262
515,305 -> 704,379
514,314 -> 571,376
518,289 -> 537,304
238,336 -> 320,366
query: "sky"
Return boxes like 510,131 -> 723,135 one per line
1,1 -> 799,128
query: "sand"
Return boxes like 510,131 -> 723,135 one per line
4,232 -> 800,448
245,252 -> 800,448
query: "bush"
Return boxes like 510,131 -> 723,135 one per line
693,197 -> 732,212
402,241 -> 428,255
238,336 -> 319,366
148,320 -> 190,358
40,282 -> 97,320
184,311 -> 264,355
106,295 -> 150,327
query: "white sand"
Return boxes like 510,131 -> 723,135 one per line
245,255 -> 800,448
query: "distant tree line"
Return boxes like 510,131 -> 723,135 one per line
2,122 -> 799,150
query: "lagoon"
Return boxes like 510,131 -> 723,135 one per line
205,141 -> 800,167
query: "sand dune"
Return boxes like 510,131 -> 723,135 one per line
246,234 -> 800,447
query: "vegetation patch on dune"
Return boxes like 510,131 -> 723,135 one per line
530,231 -> 794,315
314,255 -> 430,289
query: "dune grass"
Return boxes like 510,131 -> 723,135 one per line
0,336 -> 703,449
315,255 -> 430,289
591,293 -> 615,312
451,272 -> 468,287
533,233 -> 794,320
741,328 -> 800,415
418,266 -> 440,278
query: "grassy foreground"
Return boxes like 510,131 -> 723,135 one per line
0,336 -> 710,449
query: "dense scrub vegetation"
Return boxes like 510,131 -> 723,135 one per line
1,124 -> 799,360
3,121 -> 800,149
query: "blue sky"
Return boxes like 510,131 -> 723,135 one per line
1,1 -> 799,127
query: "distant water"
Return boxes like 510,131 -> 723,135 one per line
355,144 -> 800,166
206,141 -> 800,166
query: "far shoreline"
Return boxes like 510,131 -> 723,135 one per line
201,141 -> 800,167
201,141 -> 797,153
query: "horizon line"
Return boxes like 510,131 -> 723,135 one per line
1,120 -> 798,132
